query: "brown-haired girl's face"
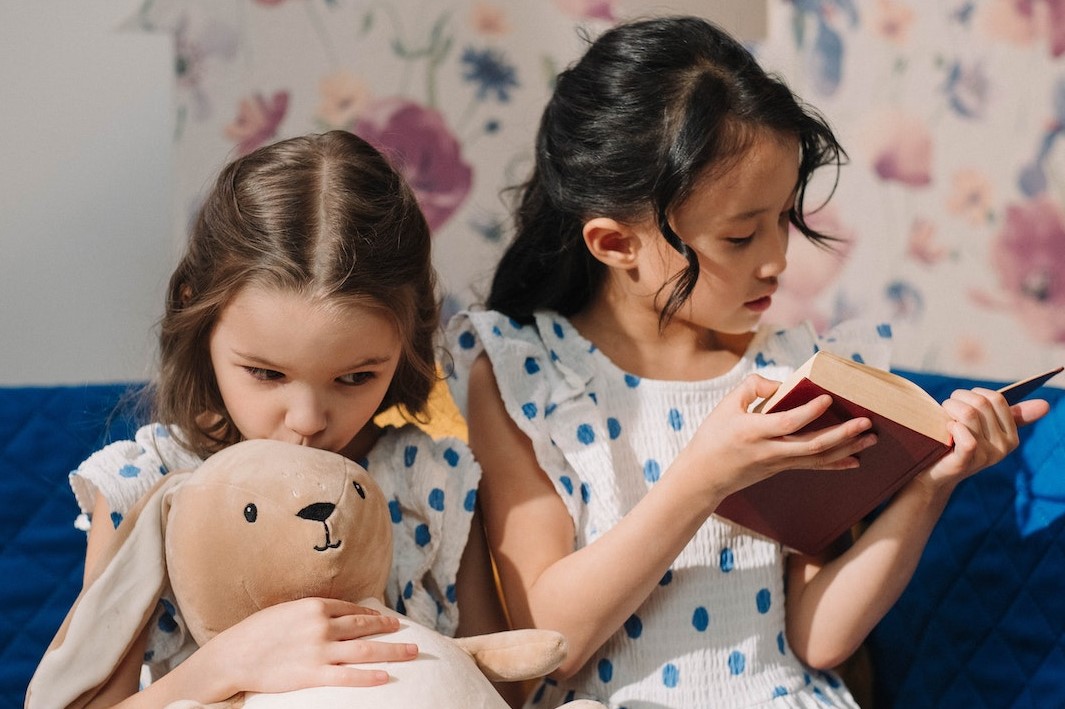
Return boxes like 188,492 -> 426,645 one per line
208,285 -> 402,458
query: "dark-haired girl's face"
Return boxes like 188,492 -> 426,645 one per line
641,130 -> 800,336
208,285 -> 402,459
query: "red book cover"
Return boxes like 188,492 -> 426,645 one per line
714,378 -> 952,555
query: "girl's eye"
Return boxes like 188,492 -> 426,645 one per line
337,372 -> 375,386
726,235 -> 754,246
245,366 -> 283,381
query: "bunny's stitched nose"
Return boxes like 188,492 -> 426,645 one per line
297,502 -> 335,523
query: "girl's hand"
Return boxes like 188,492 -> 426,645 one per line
200,597 -> 417,698
679,374 -> 877,501
915,388 -> 1048,491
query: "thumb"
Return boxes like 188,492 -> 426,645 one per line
1012,398 -> 1051,427
732,373 -> 783,410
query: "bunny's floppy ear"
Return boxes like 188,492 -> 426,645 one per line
25,472 -> 191,709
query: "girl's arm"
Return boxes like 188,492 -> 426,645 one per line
455,507 -> 529,708
785,389 -> 1050,669
78,494 -> 418,708
455,507 -> 510,639
466,355 -> 878,678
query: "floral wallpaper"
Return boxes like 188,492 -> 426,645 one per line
134,0 -> 1065,381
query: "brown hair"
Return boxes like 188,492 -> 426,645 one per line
154,130 -> 438,458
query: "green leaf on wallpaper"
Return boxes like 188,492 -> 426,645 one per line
360,11 -> 374,35
541,56 -> 559,90
791,11 -> 806,48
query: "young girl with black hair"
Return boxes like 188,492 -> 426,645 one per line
447,16 -> 1047,707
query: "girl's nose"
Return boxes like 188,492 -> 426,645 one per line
285,390 -> 328,439
759,226 -> 789,279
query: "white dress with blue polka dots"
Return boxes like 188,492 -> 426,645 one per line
446,309 -> 893,709
69,422 -> 481,682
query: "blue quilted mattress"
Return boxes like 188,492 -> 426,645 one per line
0,384 -> 140,709
1,376 -> 1062,708
867,372 -> 1065,707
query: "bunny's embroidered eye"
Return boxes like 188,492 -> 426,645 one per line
353,481 -> 366,499
244,503 -> 258,523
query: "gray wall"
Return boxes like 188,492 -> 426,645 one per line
0,0 -> 174,386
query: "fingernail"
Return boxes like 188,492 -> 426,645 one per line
406,643 -> 419,656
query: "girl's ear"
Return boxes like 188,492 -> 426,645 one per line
582,217 -> 641,269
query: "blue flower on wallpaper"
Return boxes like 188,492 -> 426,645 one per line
942,59 -> 989,119
788,0 -> 859,97
950,1 -> 976,25
461,47 -> 519,102
885,280 -> 924,321
1018,77 -> 1065,197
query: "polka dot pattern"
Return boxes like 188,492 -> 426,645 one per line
445,310 -> 886,707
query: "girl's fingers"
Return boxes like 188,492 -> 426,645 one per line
313,598 -> 382,617
793,429 -> 878,471
942,389 -> 994,439
332,613 -> 402,639
329,638 -> 419,665
316,666 -> 392,688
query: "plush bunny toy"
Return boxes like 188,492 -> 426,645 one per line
27,439 -> 603,709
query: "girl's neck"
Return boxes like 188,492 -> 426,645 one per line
568,294 -> 754,382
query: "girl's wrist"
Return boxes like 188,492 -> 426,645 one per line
663,447 -> 730,517
898,470 -> 956,512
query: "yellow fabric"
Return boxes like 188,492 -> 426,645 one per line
376,376 -> 468,442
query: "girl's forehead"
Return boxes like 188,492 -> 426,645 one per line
227,283 -> 389,320
681,134 -> 800,216
213,286 -> 401,363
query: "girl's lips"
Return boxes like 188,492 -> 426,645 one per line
745,295 -> 773,312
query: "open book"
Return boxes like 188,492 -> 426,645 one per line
714,351 -> 1062,555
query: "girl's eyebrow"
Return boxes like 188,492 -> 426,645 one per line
233,351 -> 395,370
723,189 -> 799,222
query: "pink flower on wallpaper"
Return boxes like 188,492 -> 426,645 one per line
470,2 -> 510,35
946,168 -> 994,225
1051,0 -> 1065,56
317,71 -> 372,129
764,205 -> 855,330
551,0 -> 616,22
906,217 -> 949,265
954,335 -> 987,367
354,97 -> 473,233
872,0 -> 916,44
868,111 -> 933,186
976,0 -> 1065,57
991,196 -> 1065,342
225,91 -> 289,156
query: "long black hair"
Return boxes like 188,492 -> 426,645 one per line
487,15 -> 845,325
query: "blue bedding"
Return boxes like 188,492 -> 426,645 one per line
867,372 -> 1065,707
0,375 -> 1062,707
0,384 -> 140,708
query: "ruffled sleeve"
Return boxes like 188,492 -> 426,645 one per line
446,310 -> 588,526
364,424 -> 481,636
67,423 -> 202,681
69,423 -> 204,530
